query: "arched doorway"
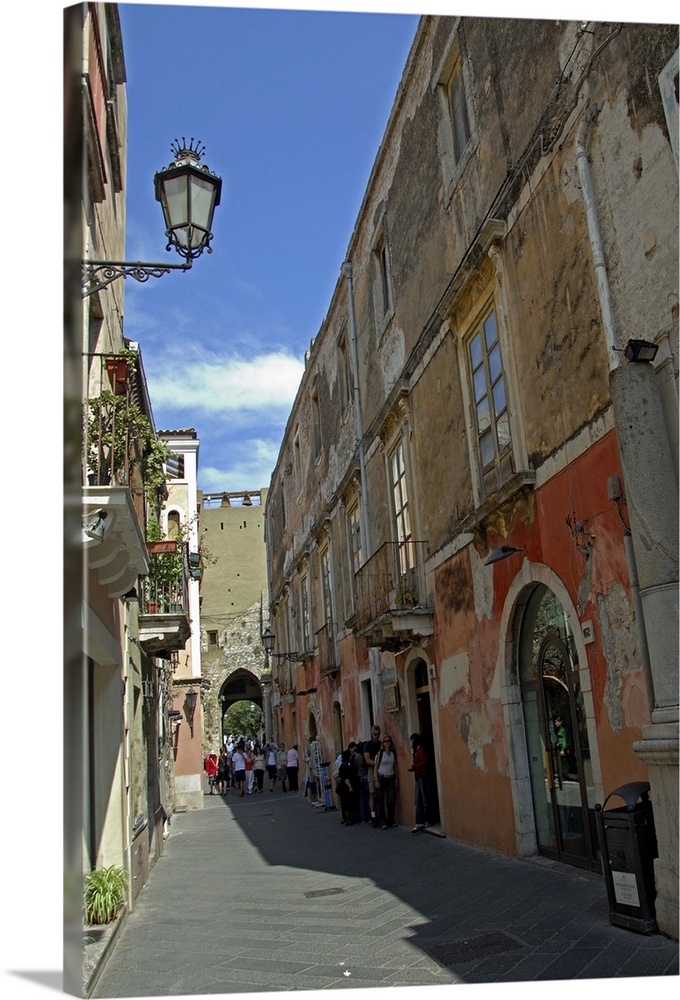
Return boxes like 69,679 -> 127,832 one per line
332,701 -> 344,756
409,658 -> 440,826
518,584 -> 599,870
219,668 -> 264,744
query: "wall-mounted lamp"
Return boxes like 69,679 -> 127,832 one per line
485,544 -> 527,566
82,138 -> 222,297
83,509 -> 108,543
624,339 -> 658,363
184,688 -> 198,738
262,626 -> 300,662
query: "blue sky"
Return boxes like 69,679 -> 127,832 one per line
118,2 -> 420,493
115,0 -> 673,496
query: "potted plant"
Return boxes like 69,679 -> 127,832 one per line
83,864 -> 128,926
85,391 -> 171,499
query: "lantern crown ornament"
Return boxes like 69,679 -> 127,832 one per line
154,138 -> 222,261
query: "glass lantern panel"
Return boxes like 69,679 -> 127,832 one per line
162,175 -> 189,230
189,174 -> 217,245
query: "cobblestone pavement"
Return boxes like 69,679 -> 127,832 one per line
91,785 -> 678,997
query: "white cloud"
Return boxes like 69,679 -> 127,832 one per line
149,349 -> 305,414
199,439 -> 281,491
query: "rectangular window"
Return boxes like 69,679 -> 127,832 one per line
311,389 -> 322,459
299,571 -> 311,651
348,502 -> 363,574
433,28 -> 476,200
293,431 -> 302,494
371,222 -> 394,330
320,545 -> 333,625
337,329 -> 352,411
389,441 -> 413,576
207,630 -> 218,649
468,307 -> 513,491
166,452 -> 185,479
448,59 -> 471,162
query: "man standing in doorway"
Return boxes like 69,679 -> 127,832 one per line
363,725 -> 382,828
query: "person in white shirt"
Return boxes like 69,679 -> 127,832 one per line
286,744 -> 300,792
232,744 -> 246,797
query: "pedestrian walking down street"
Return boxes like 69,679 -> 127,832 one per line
265,738 -> 278,790
217,746 -> 230,795
286,743 -> 300,792
205,752 -> 218,795
375,735 -> 398,829
232,743 -> 246,797
244,747 -> 255,794
408,732 -> 428,831
336,749 -> 355,825
363,725 -> 382,826
349,741 -> 367,823
277,742 -> 288,792
253,744 -> 265,792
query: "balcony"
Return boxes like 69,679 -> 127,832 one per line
316,621 -> 339,676
354,541 -> 433,651
138,541 -> 191,654
83,354 -> 150,598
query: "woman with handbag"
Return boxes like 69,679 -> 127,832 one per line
374,735 -> 398,829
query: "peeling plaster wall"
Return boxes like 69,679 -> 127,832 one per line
264,16 -> 677,860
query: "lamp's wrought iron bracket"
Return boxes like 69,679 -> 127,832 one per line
81,258 -> 192,297
270,651 -> 301,663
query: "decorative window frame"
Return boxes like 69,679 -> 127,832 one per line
659,48 -> 679,173
432,20 -> 478,204
444,221 -> 529,511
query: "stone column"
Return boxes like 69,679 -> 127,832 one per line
610,360 -> 679,940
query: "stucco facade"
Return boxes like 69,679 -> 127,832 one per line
265,17 -> 678,938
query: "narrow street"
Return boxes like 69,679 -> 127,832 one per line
91,783 -> 678,997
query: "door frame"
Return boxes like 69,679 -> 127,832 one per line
495,561 -> 604,861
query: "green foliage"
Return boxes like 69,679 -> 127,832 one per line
85,390 -> 170,506
83,865 -> 128,926
223,701 -> 264,742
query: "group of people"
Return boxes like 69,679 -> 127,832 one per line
204,738 -> 300,797
334,725 -> 429,833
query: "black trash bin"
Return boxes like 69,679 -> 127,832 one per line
595,781 -> 658,934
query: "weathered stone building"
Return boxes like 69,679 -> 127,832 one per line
265,16 -> 678,938
199,490 -> 271,749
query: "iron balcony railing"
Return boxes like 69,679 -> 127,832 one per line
141,541 -> 190,615
354,540 -> 429,632
84,353 -> 144,490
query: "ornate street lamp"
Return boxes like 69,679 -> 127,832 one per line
484,544 -> 527,566
82,138 -> 222,297
184,687 -> 198,738
624,339 -> 659,363
262,626 -> 300,663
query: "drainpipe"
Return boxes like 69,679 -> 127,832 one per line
575,104 -> 664,715
342,261 -> 371,559
575,105 -> 620,371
